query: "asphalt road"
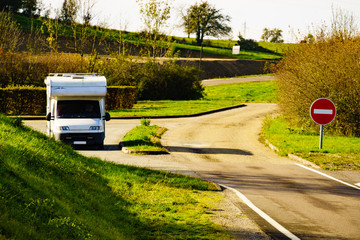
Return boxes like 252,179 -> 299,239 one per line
24,103 -> 360,240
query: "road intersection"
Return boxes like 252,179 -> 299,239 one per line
25,103 -> 360,240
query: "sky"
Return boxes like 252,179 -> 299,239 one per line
45,0 -> 360,42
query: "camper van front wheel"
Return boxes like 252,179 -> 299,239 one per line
46,113 -> 51,121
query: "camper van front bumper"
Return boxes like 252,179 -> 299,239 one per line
58,132 -> 105,145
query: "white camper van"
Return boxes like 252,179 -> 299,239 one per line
45,73 -> 110,149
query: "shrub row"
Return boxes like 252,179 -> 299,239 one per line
102,57 -> 204,100
0,52 -> 205,101
0,86 -> 136,115
0,52 -> 88,87
276,37 -> 360,137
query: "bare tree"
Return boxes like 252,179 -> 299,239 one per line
0,11 -> 22,52
40,10 -> 61,53
330,7 -> 358,41
60,0 -> 78,24
137,0 -> 172,58
70,0 -> 96,56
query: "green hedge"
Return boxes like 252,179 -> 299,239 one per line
0,86 -> 136,115
106,86 -> 137,110
0,87 -> 46,115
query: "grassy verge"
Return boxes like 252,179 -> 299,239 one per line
122,119 -> 168,154
110,81 -> 278,117
0,115 -> 229,239
262,116 -> 360,170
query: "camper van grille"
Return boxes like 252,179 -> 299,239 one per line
59,133 -> 104,145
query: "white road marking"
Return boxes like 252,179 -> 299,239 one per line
220,184 -> 302,240
296,164 -> 360,191
314,109 -> 333,115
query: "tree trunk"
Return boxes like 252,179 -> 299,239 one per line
196,26 -> 202,46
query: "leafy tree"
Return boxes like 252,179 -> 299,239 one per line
61,0 -> 78,24
0,0 -> 22,13
270,28 -> 283,43
21,0 -> 38,16
300,34 -> 314,44
261,28 -> 283,43
261,28 -> 271,42
182,1 -> 231,46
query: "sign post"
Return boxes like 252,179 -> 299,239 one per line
310,98 -> 336,149
232,46 -> 240,55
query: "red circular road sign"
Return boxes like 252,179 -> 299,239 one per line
310,98 -> 336,125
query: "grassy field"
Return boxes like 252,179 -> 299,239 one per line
122,119 -> 168,153
174,43 -> 282,60
262,116 -> 360,170
110,81 -> 278,117
0,115 -> 230,239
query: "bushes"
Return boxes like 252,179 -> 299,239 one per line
276,37 -> 360,137
101,57 -> 204,100
0,52 -> 204,101
0,52 -> 88,87
0,86 -> 136,114
136,61 -> 204,100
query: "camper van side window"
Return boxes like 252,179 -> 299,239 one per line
57,100 -> 101,118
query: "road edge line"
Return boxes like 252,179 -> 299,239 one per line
296,163 -> 360,191
220,184 -> 301,240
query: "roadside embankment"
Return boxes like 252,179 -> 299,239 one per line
177,59 -> 273,79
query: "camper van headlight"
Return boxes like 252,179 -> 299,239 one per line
59,126 -> 70,131
89,126 -> 101,130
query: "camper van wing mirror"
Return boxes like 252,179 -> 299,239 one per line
105,112 -> 111,121
46,113 -> 51,121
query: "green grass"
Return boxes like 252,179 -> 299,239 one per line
263,116 -> 360,170
258,42 -> 294,54
122,120 -> 168,153
0,115 -> 229,239
173,37 -> 287,59
175,42 -> 282,60
110,81 -> 278,117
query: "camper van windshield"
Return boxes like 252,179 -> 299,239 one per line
57,100 -> 101,118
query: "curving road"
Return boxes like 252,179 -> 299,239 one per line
25,103 -> 360,240
161,103 -> 360,240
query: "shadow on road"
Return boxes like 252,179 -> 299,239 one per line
167,146 -> 253,156
73,144 -> 121,151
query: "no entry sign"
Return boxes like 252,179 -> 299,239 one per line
310,98 -> 336,149
310,98 -> 336,125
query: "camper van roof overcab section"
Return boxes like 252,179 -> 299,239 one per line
45,73 -> 107,97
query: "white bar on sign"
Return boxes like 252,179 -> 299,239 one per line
314,109 -> 333,115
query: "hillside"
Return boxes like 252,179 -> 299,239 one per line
0,115 -> 227,239
11,14 -> 286,61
